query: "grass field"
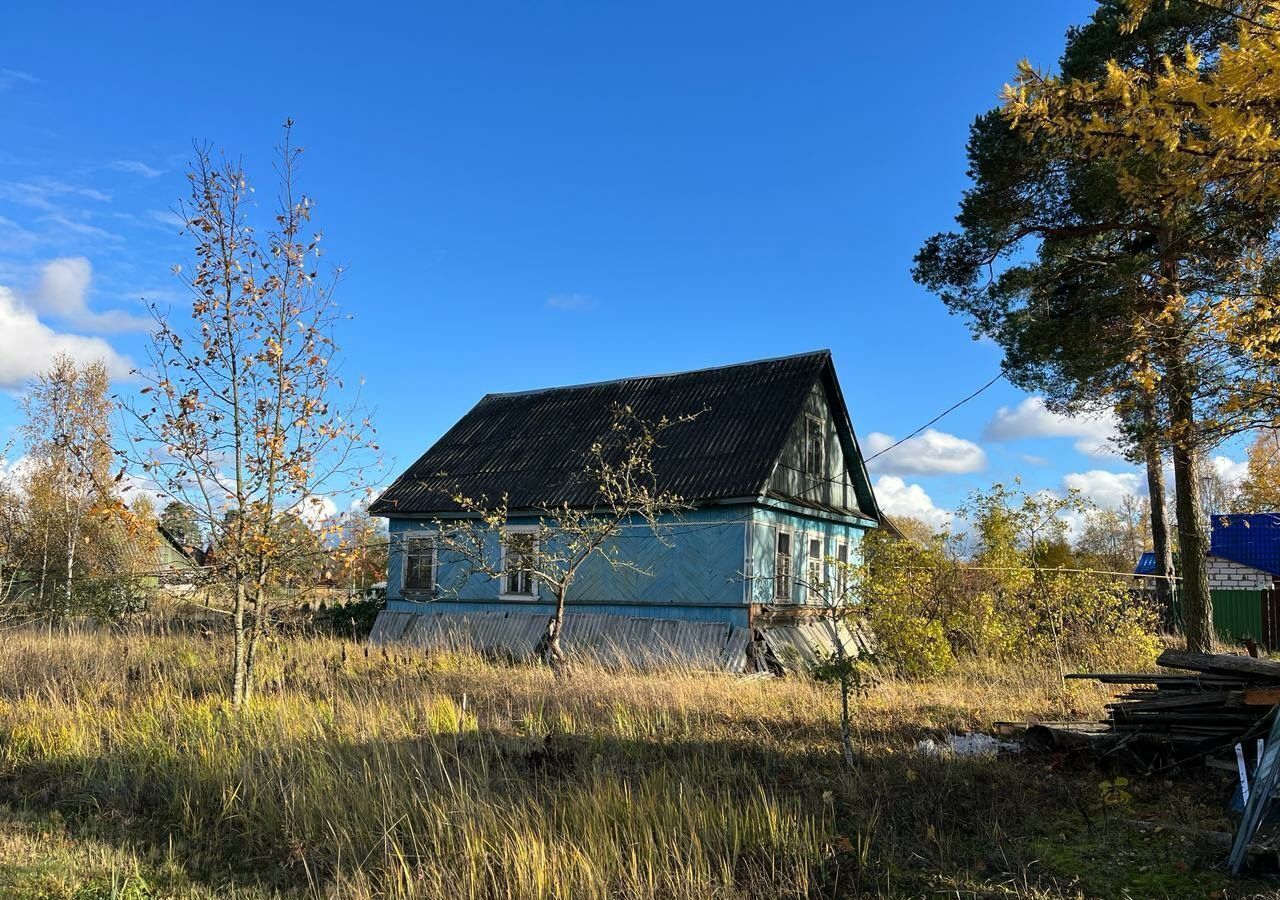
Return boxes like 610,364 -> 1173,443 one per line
0,629 -> 1270,899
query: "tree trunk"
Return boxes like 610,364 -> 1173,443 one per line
1143,441 -> 1176,620
63,515 -> 77,620
37,520 -> 49,610
1167,365 -> 1213,652
539,591 -> 568,674
232,577 -> 248,706
838,670 -> 856,770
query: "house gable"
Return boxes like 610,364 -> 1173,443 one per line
763,363 -> 878,520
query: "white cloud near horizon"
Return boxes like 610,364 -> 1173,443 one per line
985,396 -> 1121,458
873,475 -> 951,530
110,160 -> 164,178
30,257 -> 149,332
1211,454 -> 1249,486
0,283 -> 133,390
864,428 -> 986,476
1062,469 -> 1145,510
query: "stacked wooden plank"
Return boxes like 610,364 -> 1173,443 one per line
1067,650 -> 1280,762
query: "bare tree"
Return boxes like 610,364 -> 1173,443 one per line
429,405 -> 694,671
125,122 -> 374,705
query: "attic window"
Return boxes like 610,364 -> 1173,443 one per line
774,531 -> 793,601
804,416 -> 825,478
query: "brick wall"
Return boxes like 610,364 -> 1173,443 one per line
1206,554 -> 1275,591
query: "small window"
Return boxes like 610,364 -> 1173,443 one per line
804,416 -> 825,477
836,542 -> 849,597
403,535 -> 436,592
808,537 -> 823,593
774,531 -> 793,601
503,532 -> 537,597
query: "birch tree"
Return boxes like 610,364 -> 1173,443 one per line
19,355 -> 115,619
126,122 -> 373,705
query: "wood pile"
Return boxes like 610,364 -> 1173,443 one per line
1062,650 -> 1280,764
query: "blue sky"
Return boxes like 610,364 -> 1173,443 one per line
0,1 -> 1248,528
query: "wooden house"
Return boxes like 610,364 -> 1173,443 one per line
367,351 -> 882,668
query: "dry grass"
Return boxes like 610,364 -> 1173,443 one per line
0,629 -> 1267,899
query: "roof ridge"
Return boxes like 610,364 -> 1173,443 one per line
481,349 -> 831,400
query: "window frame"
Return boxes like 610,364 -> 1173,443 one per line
400,531 -> 438,596
807,535 -> 824,598
803,414 -> 825,479
774,529 -> 794,601
499,524 -> 540,600
835,541 -> 850,597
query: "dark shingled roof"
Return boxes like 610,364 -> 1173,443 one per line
370,350 -> 870,517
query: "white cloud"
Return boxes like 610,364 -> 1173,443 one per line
873,475 -> 952,530
0,179 -> 110,212
0,69 -> 37,92
864,428 -> 986,476
1062,469 -> 1144,510
0,284 -> 133,390
1211,454 -> 1248,486
985,396 -> 1121,458
0,454 -> 33,491
110,160 -> 164,178
0,216 -> 39,254
297,495 -> 338,529
36,214 -> 122,242
148,209 -> 185,228
30,257 -> 148,332
546,293 -> 595,311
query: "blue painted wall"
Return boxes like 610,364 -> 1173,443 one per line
384,502 -> 871,625
746,504 -> 867,606
385,506 -> 752,624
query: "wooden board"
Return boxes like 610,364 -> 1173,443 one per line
1156,649 -> 1280,682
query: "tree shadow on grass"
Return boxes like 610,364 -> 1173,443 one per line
0,726 -> 1260,899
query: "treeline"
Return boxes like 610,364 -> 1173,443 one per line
0,354 -> 387,625
861,483 -> 1160,678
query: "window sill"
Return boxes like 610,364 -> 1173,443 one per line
498,593 -> 541,602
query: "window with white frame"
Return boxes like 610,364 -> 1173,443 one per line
836,542 -> 849,597
804,415 -> 825,478
502,530 -> 538,597
774,530 -> 793,601
807,537 -> 823,596
402,534 -> 437,593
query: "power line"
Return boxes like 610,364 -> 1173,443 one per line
864,371 -> 1005,463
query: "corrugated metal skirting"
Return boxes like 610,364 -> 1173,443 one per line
368,608 -> 870,673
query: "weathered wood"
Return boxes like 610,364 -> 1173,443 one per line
1106,692 -> 1241,713
1243,687 -> 1280,706
1156,649 -> 1280,682
1067,672 -> 1243,686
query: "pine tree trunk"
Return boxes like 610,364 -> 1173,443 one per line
1143,441 -> 1176,620
1167,363 -> 1213,652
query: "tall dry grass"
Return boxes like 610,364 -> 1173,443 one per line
0,629 -> 1232,899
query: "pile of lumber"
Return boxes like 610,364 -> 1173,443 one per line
1063,650 -> 1280,763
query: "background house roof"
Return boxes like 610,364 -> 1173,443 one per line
371,350 -> 877,518
1211,513 -> 1280,577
